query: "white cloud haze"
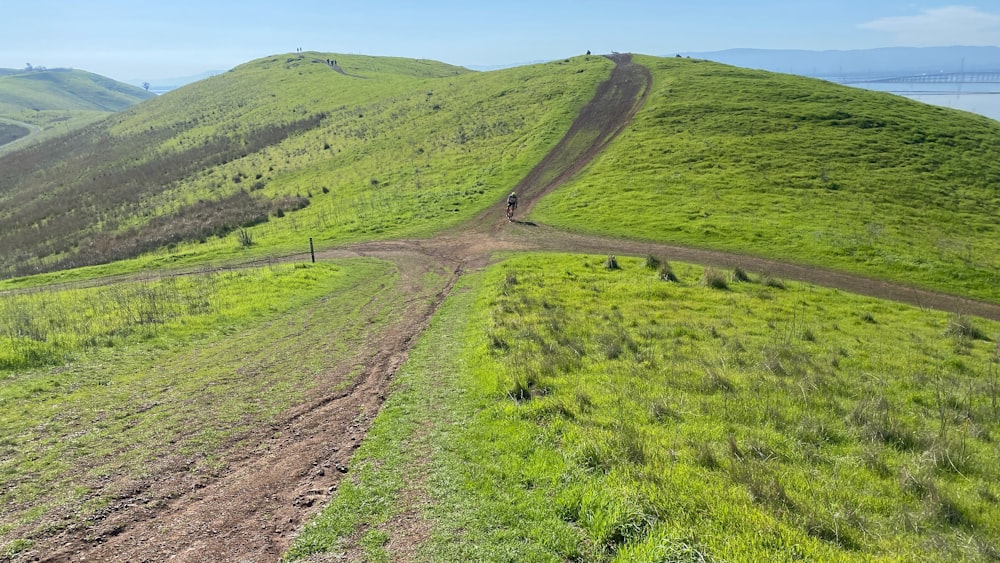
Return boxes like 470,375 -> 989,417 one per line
860,5 -> 1000,46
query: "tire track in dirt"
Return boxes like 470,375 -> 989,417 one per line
19,52 -> 1000,563
36,255 -> 463,563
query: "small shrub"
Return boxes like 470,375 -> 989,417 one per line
762,275 -> 786,289
732,266 -> 751,283
644,255 -> 661,270
658,262 -> 679,282
237,229 -> 254,248
701,268 -> 728,290
945,314 -> 987,341
604,255 -> 620,270
860,311 -> 877,324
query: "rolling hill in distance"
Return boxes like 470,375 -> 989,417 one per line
0,67 -> 155,114
2,51 -> 1000,561
0,67 -> 156,153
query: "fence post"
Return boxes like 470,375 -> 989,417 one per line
310,238 -> 315,263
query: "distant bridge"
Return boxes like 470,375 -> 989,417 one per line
843,72 -> 1000,85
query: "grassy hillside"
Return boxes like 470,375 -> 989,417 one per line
4,52 -> 1000,561
0,52 -> 611,280
288,254 -> 1000,562
0,68 -> 154,115
0,69 -> 156,154
533,55 -> 1000,303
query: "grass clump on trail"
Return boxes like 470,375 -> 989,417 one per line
289,253 -> 1000,562
532,55 -> 1000,303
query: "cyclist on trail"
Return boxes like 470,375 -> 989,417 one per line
506,191 -> 518,222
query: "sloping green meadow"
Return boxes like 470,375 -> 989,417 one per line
0,259 -> 399,555
289,253 -> 1000,562
0,69 -> 153,115
533,56 -> 1000,303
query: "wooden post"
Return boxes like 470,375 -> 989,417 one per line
310,238 -> 315,263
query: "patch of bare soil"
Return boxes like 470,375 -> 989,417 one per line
17,53 -> 1000,563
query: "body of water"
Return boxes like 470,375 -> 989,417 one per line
898,93 -> 1000,123
845,82 -> 1000,123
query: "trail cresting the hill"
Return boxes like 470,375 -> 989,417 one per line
28,53 -> 1000,563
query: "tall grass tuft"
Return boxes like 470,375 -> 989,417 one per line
701,268 -> 728,290
658,261 -> 679,282
945,314 -> 987,341
237,228 -> 254,248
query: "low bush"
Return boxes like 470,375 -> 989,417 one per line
701,268 -> 728,290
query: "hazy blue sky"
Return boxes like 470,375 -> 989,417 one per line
4,1 -> 1000,81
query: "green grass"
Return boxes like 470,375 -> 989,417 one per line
0,68 -> 153,115
289,253 -> 1000,562
532,56 -> 1000,303
0,53 -> 611,279
0,258 -> 401,552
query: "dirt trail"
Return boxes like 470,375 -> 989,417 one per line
19,53 -> 1000,563
0,117 -> 42,154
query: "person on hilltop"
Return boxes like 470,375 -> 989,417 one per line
506,191 -> 518,222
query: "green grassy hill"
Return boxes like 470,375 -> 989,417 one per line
0,68 -> 157,153
533,55 -> 1000,303
0,68 -> 154,115
2,53 -> 1000,562
0,52 -> 610,279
